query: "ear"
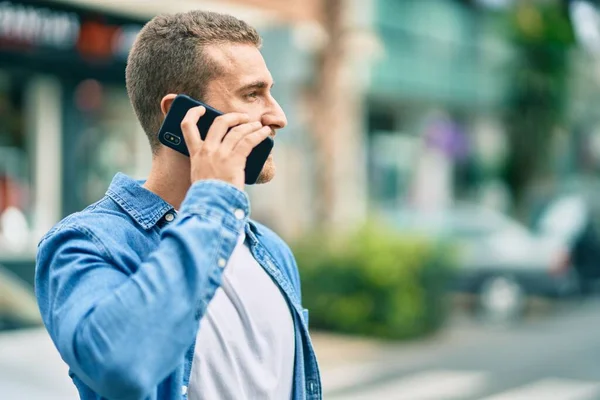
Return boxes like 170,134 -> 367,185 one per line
160,94 -> 178,116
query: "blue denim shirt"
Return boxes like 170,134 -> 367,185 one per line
35,173 -> 321,400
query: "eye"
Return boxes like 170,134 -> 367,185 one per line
246,91 -> 259,100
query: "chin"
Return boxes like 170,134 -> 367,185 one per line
255,157 -> 275,184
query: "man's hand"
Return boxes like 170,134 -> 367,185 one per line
180,106 -> 271,190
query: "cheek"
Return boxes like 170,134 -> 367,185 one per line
206,95 -> 264,122
226,99 -> 264,121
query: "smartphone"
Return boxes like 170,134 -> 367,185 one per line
158,94 -> 274,185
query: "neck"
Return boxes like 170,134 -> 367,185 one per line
143,152 -> 191,211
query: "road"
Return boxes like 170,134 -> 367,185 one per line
1,300 -> 600,399
325,299 -> 600,400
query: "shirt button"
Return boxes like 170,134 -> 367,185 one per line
234,209 -> 245,220
165,213 -> 175,222
218,258 -> 227,268
181,385 -> 188,395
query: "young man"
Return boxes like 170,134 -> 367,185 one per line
35,10 -> 321,400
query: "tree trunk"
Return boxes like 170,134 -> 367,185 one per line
310,0 -> 346,231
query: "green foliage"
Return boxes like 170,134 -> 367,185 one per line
294,224 -> 456,340
486,0 -> 577,215
508,1 -> 575,46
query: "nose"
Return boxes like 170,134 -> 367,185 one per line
261,96 -> 287,130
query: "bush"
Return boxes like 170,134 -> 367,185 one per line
294,223 -> 456,340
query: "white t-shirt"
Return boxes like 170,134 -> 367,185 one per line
188,232 -> 295,400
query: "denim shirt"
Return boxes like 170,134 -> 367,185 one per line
35,173 -> 321,400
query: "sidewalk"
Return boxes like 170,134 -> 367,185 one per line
311,331 -> 394,395
0,328 -> 78,399
0,319 -> 484,399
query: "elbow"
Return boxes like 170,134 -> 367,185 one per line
75,353 -> 152,400
93,360 -> 151,400
70,334 -> 152,400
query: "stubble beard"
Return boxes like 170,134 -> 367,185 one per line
255,153 -> 275,184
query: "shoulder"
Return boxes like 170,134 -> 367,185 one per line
38,196 -> 144,263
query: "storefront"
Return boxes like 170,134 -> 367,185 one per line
365,0 -> 512,211
0,0 -> 148,283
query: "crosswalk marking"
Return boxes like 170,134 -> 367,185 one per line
478,378 -> 600,400
329,369 -> 489,400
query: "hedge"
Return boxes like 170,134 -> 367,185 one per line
294,223 -> 456,340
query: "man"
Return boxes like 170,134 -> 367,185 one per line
35,10 -> 321,400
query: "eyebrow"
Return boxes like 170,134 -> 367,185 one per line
237,80 -> 274,93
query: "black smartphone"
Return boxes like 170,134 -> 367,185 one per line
158,94 -> 274,185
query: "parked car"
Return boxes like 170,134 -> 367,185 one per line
531,180 -> 600,295
380,204 -> 580,321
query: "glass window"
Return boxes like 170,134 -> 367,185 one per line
0,70 -> 33,254
66,80 -> 148,213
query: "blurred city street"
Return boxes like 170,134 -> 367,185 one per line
4,0 -> 600,399
3,299 -> 600,399
322,299 -> 600,399
0,328 -> 77,399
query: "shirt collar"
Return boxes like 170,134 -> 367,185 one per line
247,220 -> 262,237
106,173 -> 174,230
106,172 -> 263,235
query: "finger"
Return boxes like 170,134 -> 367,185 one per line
221,121 -> 263,153
180,106 -> 206,154
204,112 -> 251,148
234,126 -> 272,157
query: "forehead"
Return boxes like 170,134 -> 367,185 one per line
204,43 -> 272,87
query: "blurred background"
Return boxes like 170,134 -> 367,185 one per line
3,0 -> 600,399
